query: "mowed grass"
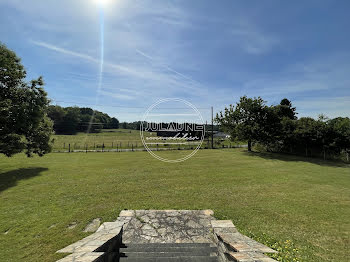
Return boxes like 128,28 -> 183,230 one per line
52,129 -> 151,150
51,128 -> 238,151
0,149 -> 349,262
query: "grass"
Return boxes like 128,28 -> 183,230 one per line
52,129 -> 150,150
51,128 -> 241,151
0,149 -> 349,262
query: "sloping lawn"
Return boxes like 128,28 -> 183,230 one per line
0,149 -> 349,262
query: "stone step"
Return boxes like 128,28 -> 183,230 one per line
120,246 -> 217,253
226,251 -> 278,262
120,251 -> 217,257
121,243 -> 215,248
119,256 -> 219,262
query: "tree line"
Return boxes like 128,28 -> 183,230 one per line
216,96 -> 350,160
48,105 -> 119,134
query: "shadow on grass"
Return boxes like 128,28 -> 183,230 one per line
0,167 -> 48,192
243,151 -> 350,168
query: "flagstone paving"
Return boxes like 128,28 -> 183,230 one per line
121,209 -> 216,244
56,210 -> 278,262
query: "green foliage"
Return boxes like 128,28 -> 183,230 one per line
120,121 -> 142,130
216,96 -> 350,159
328,117 -> 350,151
276,98 -> 297,120
215,96 -> 270,151
47,105 -> 119,134
0,43 -> 53,157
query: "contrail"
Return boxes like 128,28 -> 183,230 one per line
135,48 -> 202,87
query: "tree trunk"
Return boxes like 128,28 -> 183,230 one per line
248,139 -> 252,152
305,144 -> 308,157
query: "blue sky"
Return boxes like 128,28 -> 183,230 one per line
1,0 -> 349,122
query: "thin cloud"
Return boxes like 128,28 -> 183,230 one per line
229,23 -> 279,54
31,40 -> 206,100
99,90 -> 135,100
31,41 -> 97,62
135,49 -> 203,87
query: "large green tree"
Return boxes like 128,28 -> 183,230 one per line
0,43 -> 53,157
327,117 -> 350,155
215,96 -> 270,151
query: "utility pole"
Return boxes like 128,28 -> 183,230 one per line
211,106 -> 214,149
206,120 -> 209,148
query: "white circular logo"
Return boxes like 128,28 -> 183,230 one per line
140,98 -> 205,163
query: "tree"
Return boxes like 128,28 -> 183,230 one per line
327,117 -> 350,154
279,117 -> 297,153
294,117 -> 319,157
109,117 -> 119,129
217,96 -> 349,160
47,105 -> 119,134
276,98 -> 297,120
267,99 -> 297,152
48,105 -> 66,133
0,43 -> 53,157
215,96 -> 269,151
62,107 -> 80,134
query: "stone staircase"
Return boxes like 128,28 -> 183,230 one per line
118,243 -> 219,261
56,210 -> 278,262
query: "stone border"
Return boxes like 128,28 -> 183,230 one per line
211,220 -> 278,262
56,221 -> 124,262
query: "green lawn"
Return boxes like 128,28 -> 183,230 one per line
0,149 -> 349,262
52,129 -> 151,150
51,128 -> 240,151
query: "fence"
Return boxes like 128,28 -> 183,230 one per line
52,140 -> 245,153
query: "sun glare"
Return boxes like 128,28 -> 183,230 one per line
94,0 -> 111,7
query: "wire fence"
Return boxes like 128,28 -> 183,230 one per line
52,139 -> 246,153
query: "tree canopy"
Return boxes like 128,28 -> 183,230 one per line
215,96 -> 270,151
47,105 -> 119,134
0,43 -> 53,157
216,96 -> 350,159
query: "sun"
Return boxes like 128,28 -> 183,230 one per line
94,0 -> 111,7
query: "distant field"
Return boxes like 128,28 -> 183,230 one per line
0,149 -> 349,262
51,129 -> 240,151
52,129 -> 149,150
